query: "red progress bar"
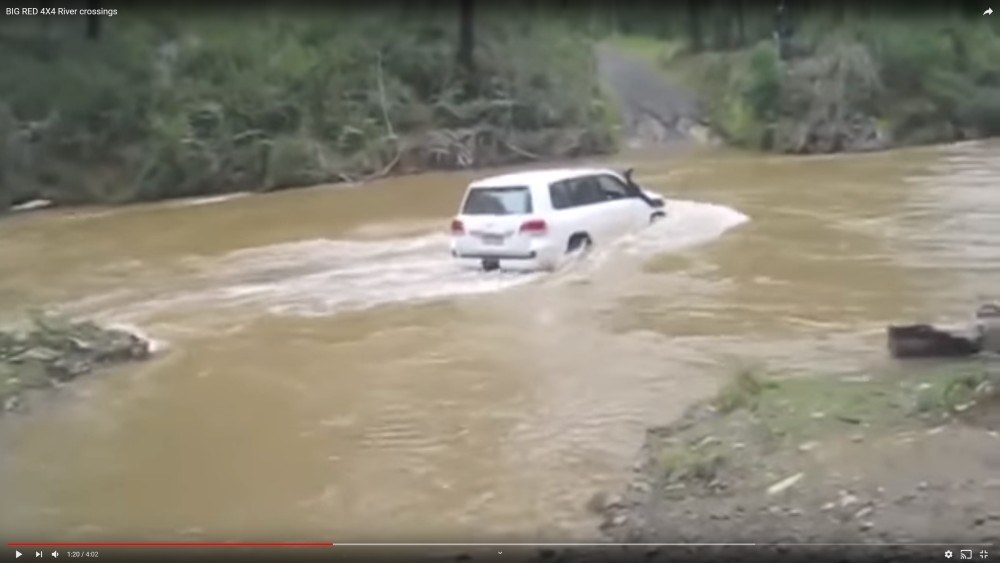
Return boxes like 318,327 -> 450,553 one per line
7,542 -> 334,548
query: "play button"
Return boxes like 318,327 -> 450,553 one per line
14,551 -> 21,559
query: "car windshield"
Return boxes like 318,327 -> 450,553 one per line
461,186 -> 533,215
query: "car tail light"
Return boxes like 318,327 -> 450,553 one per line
519,218 -> 547,235
450,219 -> 464,234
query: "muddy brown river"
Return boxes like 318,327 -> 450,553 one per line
0,141 -> 998,542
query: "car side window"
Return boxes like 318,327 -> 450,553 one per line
550,176 -> 624,209
572,177 -> 603,206
597,175 -> 630,200
549,181 -> 574,210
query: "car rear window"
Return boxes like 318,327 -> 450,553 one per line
461,186 -> 533,215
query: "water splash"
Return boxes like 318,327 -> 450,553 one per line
617,199 -> 750,258
82,199 -> 749,322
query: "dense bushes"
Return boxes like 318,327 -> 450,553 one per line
0,6 -> 617,210
688,42 -> 783,150
643,13 -> 1000,153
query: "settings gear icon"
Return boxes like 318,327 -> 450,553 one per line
946,551 -> 954,559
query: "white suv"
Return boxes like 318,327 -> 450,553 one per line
450,167 -> 666,271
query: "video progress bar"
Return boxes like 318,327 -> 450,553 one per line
8,543 -> 333,548
7,543 -> 760,549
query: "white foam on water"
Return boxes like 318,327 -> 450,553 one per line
620,199 -> 750,257
164,192 -> 251,208
92,198 -> 749,321
104,322 -> 170,354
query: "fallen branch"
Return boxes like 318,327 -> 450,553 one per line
499,136 -> 541,161
334,172 -> 357,184
375,50 -> 395,139
359,142 -> 403,183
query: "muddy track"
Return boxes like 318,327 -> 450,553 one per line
595,44 -> 708,148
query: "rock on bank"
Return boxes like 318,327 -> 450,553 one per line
1,312 -> 153,414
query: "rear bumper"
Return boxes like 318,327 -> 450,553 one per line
453,250 -> 537,260
451,247 -> 558,272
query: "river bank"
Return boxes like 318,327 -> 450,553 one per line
1,312 -> 153,415
0,5 -> 619,213
596,363 -> 1000,545
7,5 -> 996,215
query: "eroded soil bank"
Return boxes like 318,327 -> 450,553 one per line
597,365 -> 1000,547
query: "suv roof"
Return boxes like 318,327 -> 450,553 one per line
468,167 -> 618,189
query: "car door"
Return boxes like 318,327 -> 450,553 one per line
547,177 -> 590,248
576,175 -> 621,244
547,179 -> 582,249
548,176 -> 604,245
596,174 -> 646,235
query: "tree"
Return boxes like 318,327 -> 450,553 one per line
38,0 -> 53,40
688,0 -> 703,52
85,0 -> 102,40
735,0 -> 747,46
712,2 -> 732,50
457,0 -> 475,75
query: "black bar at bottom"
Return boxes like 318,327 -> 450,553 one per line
6,544 -> 987,563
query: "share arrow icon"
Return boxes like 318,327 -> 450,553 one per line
986,7 -> 994,15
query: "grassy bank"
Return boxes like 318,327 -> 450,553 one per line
598,362 -> 1000,543
0,5 -> 618,211
657,365 -> 1000,490
1,312 -> 152,414
610,11 -> 1000,153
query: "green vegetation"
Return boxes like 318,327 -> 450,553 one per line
0,4 -> 617,211
715,365 -> 999,439
659,436 -> 728,486
712,367 -> 775,414
655,364 -> 1000,487
1,311 -> 151,414
4,3 -> 996,211
608,4 -> 1000,152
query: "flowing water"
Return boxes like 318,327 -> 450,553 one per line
0,141 -> 998,542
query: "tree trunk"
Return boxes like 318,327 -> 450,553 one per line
85,0 -> 102,40
735,0 -> 746,46
688,0 -> 703,52
713,4 -> 732,50
775,3 -> 791,60
834,0 -> 846,23
456,0 -> 475,75
38,0 -> 53,42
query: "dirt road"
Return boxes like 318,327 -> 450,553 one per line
595,43 -> 709,148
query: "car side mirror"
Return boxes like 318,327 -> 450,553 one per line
623,168 -> 635,185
